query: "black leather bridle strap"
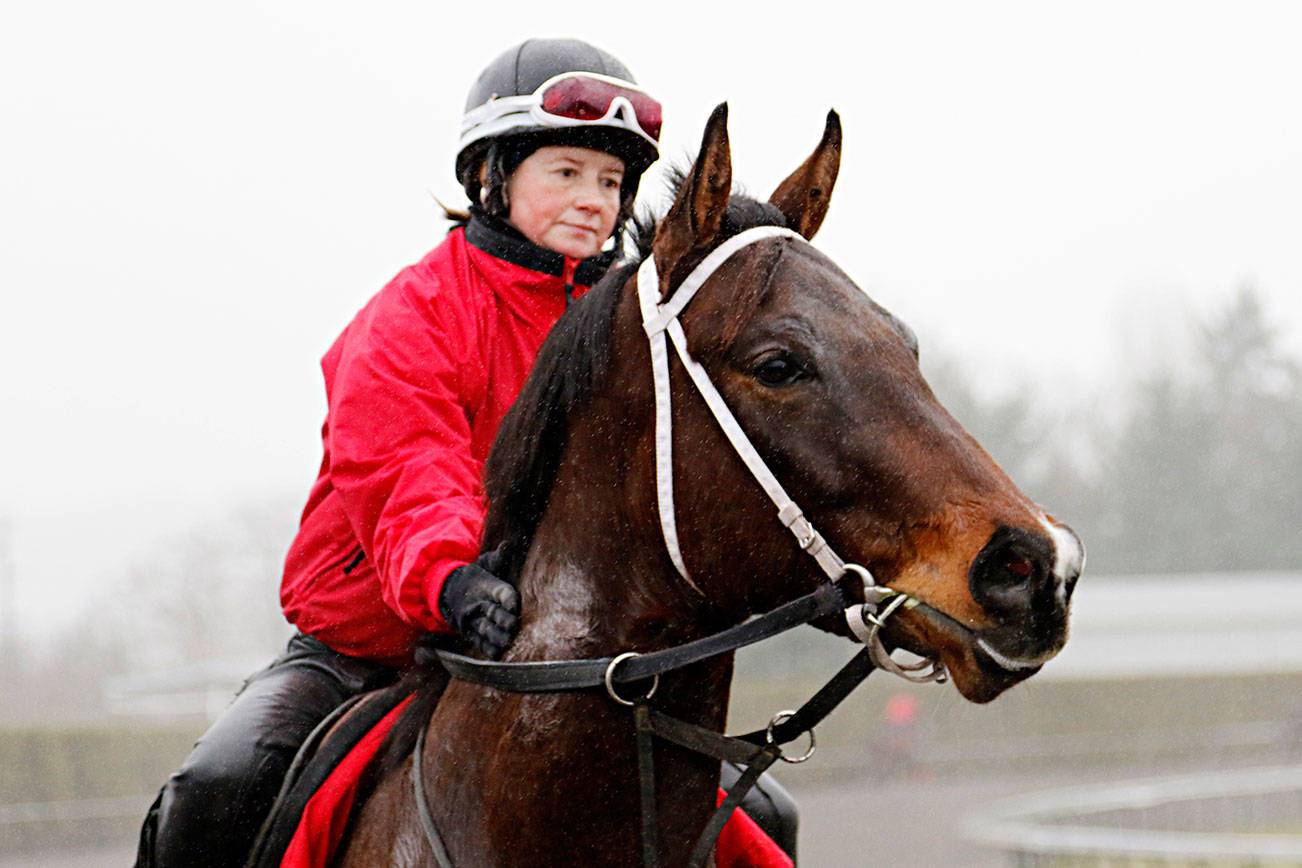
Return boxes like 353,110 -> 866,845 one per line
689,748 -> 780,868
633,702 -> 783,868
420,578 -> 873,868
633,703 -> 661,868
632,646 -> 875,868
643,707 -> 766,766
738,645 -> 878,746
430,581 -> 849,693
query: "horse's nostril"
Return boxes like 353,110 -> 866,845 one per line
1002,552 -> 1033,580
970,526 -> 1056,615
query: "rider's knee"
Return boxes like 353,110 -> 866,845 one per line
147,759 -> 273,867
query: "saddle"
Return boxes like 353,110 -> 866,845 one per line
243,667 -> 790,868
244,680 -> 422,868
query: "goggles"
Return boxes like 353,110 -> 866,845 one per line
461,72 -> 663,148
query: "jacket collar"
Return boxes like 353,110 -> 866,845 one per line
464,211 -> 617,288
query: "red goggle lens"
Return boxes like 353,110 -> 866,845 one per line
540,76 -> 663,142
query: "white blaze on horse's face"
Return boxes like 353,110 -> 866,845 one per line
972,512 -> 1083,672
1042,516 -> 1086,607
970,514 -> 1085,672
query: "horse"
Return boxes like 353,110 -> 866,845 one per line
335,104 -> 1084,867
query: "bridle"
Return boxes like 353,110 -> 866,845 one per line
635,225 -> 946,676
421,226 -> 945,867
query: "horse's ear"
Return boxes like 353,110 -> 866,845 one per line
769,109 -> 842,240
653,102 -> 732,296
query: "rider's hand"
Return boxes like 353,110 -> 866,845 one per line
437,551 -> 520,659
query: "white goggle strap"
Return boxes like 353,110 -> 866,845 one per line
460,72 -> 660,148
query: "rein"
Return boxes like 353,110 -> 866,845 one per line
417,227 -> 946,867
423,581 -> 891,868
427,581 -> 846,693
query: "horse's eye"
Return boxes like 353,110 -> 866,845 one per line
751,353 -> 807,387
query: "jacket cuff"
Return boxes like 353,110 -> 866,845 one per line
421,556 -> 469,633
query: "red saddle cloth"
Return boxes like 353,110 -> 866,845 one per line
280,697 -> 792,868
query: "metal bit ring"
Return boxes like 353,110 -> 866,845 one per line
604,651 -> 660,707
766,709 -> 817,763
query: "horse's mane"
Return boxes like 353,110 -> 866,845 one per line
345,189 -> 793,818
480,183 -> 790,581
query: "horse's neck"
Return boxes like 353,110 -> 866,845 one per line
514,524 -> 717,661
514,393 -> 725,661
415,335 -> 739,863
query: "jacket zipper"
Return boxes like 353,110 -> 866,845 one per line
341,546 -> 366,574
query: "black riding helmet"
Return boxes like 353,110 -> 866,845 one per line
456,39 -> 662,220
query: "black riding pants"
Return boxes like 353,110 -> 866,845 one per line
134,633 -> 397,868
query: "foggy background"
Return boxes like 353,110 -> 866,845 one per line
2,1 -> 1301,864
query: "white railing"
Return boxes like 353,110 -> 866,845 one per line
966,764 -> 1302,865
0,795 -> 147,826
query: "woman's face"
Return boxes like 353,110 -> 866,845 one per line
506,146 -> 625,260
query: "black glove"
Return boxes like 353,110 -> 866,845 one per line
437,551 -> 520,659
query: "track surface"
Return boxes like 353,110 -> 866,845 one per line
0,768 -> 1114,867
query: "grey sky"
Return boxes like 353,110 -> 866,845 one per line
3,1 -> 1300,639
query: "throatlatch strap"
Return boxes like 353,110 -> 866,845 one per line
637,256 -> 698,590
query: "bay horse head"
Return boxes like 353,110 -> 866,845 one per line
487,103 -> 1083,705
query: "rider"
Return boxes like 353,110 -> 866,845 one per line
136,38 -> 794,867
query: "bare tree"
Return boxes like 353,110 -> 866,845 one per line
103,497 -> 298,672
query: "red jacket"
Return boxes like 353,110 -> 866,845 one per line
281,217 -> 610,665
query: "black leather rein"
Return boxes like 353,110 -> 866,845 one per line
422,580 -> 846,694
413,578 -> 882,867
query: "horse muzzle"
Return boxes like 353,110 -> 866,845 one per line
883,518 -> 1083,703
